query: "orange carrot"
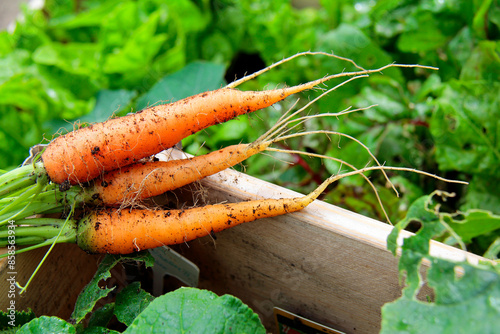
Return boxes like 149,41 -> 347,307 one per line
84,90 -> 351,205
87,143 -> 265,205
41,57 -> 437,186
42,85 -> 315,185
75,164 -> 467,254
3,165 -> 468,257
84,85 -> 378,206
77,170 -> 337,254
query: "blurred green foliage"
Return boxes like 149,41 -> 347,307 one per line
1,1 -> 499,331
0,0 -> 498,256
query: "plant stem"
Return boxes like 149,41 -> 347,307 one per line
0,218 -> 77,252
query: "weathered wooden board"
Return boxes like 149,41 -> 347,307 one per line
161,149 -> 485,334
0,244 -> 101,320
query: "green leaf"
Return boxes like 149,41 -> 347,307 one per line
460,41 -> 500,82
462,176 -> 500,214
87,303 -> 115,329
0,49 -> 31,84
238,0 -> 315,62
381,271 -> 500,333
316,23 -> 399,79
135,62 -> 226,110
33,43 -> 102,77
484,238 -> 500,260
45,89 -> 136,134
397,11 -> 450,53
444,210 -> 500,244
0,31 -> 15,57
114,282 -> 155,326
0,309 -> 35,331
82,89 -> 137,122
49,0 -> 123,29
103,11 -> 167,74
447,27 -> 475,69
430,81 -> 500,177
472,0 -> 493,39
124,287 -> 265,334
354,85 -> 407,123
383,192 -> 500,333
386,195 -> 446,294
70,252 -> 154,324
17,316 -> 75,334
79,327 -> 121,334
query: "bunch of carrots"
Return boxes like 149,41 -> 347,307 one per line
0,52 -> 464,292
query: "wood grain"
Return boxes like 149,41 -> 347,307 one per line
161,149 -> 485,334
0,244 -> 100,320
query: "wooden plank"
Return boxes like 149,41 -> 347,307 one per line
0,244 -> 101,319
160,149 -> 486,334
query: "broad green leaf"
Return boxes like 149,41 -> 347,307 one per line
166,0 -> 210,33
430,81 -> 500,177
386,195 -> 446,294
114,282 -> 155,326
397,11 -> 449,53
45,89 -> 136,135
87,303 -> 115,329
472,0 -> 494,39
491,4 -> 500,29
447,27 -> 475,69
79,327 -> 121,334
97,2 -> 142,51
461,174 -> 500,213
0,49 -> 31,84
427,258 -> 499,305
460,41 -> 500,82
381,274 -> 500,333
70,252 -> 154,324
0,73 -> 55,168
82,89 -> 137,123
316,23 -> 399,78
17,316 -> 75,334
371,1 -> 411,38
135,62 -> 225,110
319,0 -> 344,28
103,11 -> 167,74
49,0 -> 123,29
238,0 -> 322,65
383,192 -> 500,333
0,309 -> 35,331
207,5 -> 246,61
33,43 -> 102,77
200,32 -> 234,63
354,85 -> 407,123
444,210 -> 500,244
0,31 -> 15,57
124,287 -> 265,334
484,238 -> 500,260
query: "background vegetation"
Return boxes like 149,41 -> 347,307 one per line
1,0 -> 498,253
1,1 -> 500,332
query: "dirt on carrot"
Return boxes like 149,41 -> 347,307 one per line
41,51 -> 437,186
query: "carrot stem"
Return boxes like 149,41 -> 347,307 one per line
0,162 -> 44,198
